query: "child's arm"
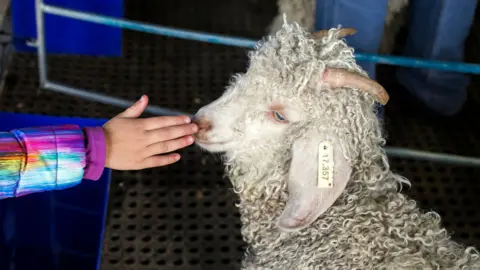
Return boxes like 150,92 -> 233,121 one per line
0,125 -> 105,200
0,95 -> 198,200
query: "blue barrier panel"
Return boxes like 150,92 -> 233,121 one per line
0,112 -> 110,270
11,0 -> 124,56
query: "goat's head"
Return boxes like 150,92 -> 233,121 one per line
194,22 -> 389,232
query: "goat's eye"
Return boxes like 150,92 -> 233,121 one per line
272,111 -> 288,123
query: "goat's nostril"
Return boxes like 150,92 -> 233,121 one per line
199,121 -> 212,131
193,117 -> 212,131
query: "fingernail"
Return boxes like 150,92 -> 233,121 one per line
174,154 -> 181,161
192,124 -> 198,132
187,136 -> 194,143
184,117 -> 191,123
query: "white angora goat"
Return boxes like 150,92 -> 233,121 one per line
193,20 -> 480,269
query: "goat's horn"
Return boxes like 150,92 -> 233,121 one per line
321,68 -> 389,105
312,28 -> 357,39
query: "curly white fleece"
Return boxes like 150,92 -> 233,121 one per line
218,21 -> 480,269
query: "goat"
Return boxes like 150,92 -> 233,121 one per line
193,20 -> 479,269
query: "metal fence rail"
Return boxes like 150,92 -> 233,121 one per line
31,0 -> 480,167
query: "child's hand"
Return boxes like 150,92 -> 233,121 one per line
102,95 -> 198,170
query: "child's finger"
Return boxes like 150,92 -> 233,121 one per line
147,124 -> 198,144
146,136 -> 194,156
142,115 -> 191,130
142,153 -> 181,168
117,95 -> 148,118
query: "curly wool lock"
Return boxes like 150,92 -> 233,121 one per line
194,19 -> 479,269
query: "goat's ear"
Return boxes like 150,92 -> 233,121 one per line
277,133 -> 352,231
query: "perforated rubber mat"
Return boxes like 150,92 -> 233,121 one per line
0,0 -> 479,269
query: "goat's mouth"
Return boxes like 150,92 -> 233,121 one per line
195,139 -> 229,145
193,131 -> 230,145
194,138 -> 232,153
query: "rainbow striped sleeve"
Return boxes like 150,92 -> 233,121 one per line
0,125 -> 86,199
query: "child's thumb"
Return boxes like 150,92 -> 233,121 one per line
118,95 -> 148,118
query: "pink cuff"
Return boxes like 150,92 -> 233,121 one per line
83,126 -> 106,181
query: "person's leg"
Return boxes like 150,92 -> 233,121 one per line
396,0 -> 478,116
314,0 -> 389,119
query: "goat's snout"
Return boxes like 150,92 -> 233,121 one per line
192,116 -> 212,142
193,117 -> 212,131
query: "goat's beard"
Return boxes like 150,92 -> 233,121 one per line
225,149 -> 290,238
224,142 -> 291,205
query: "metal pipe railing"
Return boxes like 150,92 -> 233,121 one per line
35,0 -> 47,85
41,4 -> 480,74
386,147 -> 480,167
44,81 -> 190,116
31,1 -> 480,167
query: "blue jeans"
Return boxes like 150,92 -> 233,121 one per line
314,0 -> 478,117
